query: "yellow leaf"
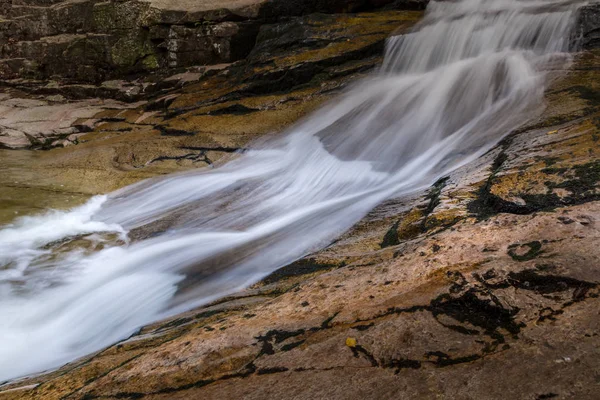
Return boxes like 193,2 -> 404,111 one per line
346,337 -> 357,348
547,130 -> 558,135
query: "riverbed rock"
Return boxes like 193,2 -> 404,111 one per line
1,37 -> 600,400
2,1 -> 598,151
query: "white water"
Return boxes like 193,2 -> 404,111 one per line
0,0 -> 584,382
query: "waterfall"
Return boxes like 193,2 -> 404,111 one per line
0,0 -> 584,382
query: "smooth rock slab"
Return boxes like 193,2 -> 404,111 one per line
0,94 -> 144,148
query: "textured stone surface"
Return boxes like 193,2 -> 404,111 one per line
0,8 -> 421,149
577,3 -> 600,48
1,42 -> 600,400
0,0 -> 419,81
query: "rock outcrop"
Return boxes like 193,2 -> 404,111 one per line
0,0 -> 427,82
1,1 -> 598,150
578,3 -> 600,48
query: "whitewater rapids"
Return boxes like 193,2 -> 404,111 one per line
0,0 -> 585,382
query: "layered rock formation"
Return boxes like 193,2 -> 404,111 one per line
0,0 -> 427,82
0,1 -> 600,400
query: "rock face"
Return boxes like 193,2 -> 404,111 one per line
1,2 -> 600,400
0,0 -> 597,82
577,3 -> 600,48
1,18 -> 600,400
1,1 -> 597,150
0,0 -> 425,82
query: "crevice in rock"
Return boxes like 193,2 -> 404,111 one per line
178,145 -> 244,153
156,125 -> 196,136
260,258 -> 346,285
380,176 -> 451,249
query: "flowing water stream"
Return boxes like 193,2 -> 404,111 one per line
0,0 -> 585,382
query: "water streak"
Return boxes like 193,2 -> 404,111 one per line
0,0 -> 584,382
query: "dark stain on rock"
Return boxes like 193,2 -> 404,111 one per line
430,289 -> 523,341
261,258 -> 345,285
147,152 -> 211,165
383,357 -> 421,373
537,307 -> 564,323
352,322 -> 375,331
320,312 -> 340,329
351,345 -> 380,367
508,269 -> 596,295
381,176 -> 451,248
470,147 -> 600,219
178,145 -> 243,153
552,160 -> 600,198
571,85 -> 600,106
558,216 -> 575,224
380,220 -> 401,248
156,125 -> 196,136
256,329 -> 306,356
477,268 -> 597,299
281,340 -> 305,351
508,241 -> 544,262
424,177 -> 449,215
257,366 -> 289,375
537,393 -> 559,399
155,317 -> 193,331
195,309 -> 223,320
205,104 -> 259,116
425,351 -> 481,367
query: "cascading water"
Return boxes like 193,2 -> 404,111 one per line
0,0 -> 585,382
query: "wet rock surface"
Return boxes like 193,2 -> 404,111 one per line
577,3 -> 600,48
1,42 -> 600,399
